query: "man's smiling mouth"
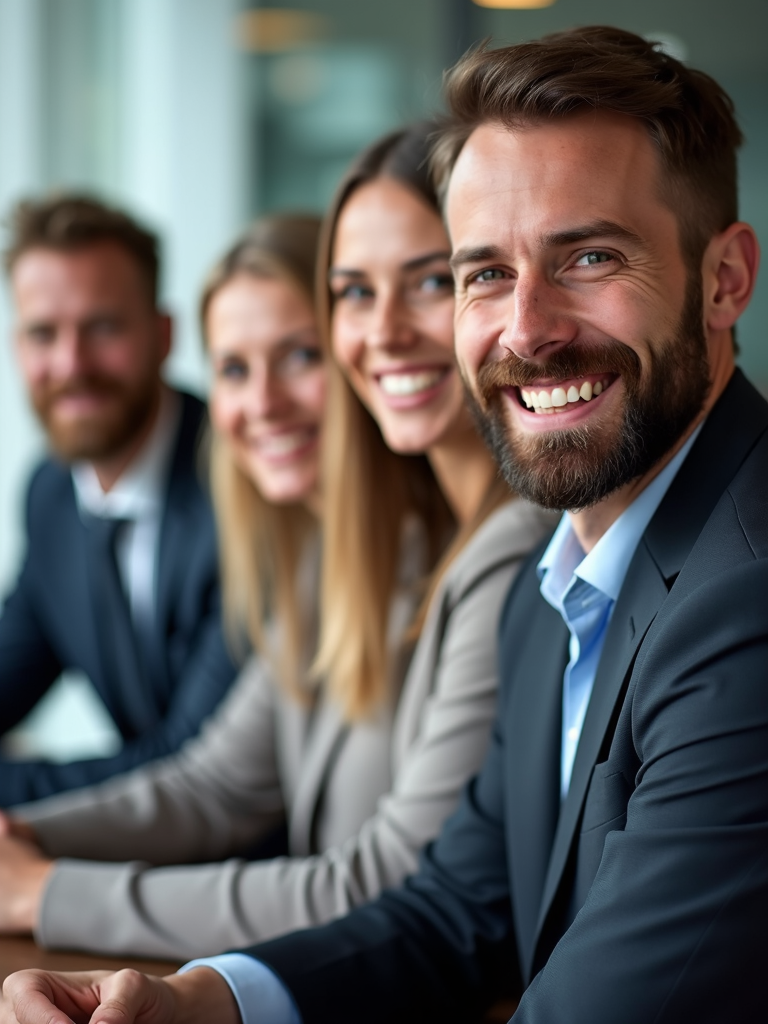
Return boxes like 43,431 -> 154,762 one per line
519,375 -> 613,415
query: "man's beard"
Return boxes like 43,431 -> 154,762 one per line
466,277 -> 711,511
32,372 -> 159,464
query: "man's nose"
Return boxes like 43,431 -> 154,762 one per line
497,273 -> 576,362
50,329 -> 91,380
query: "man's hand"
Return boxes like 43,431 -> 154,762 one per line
0,833 -> 52,933
1,967 -> 242,1024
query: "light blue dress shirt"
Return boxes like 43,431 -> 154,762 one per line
179,425 -> 701,1023
178,954 -> 301,1024
537,423 -> 700,796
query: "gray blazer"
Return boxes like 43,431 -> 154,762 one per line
21,499 -> 555,960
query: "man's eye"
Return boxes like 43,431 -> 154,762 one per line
89,317 -> 122,336
471,268 -> 505,284
575,251 -> 614,266
25,326 -> 55,344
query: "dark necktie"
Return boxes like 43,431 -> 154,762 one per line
85,515 -> 158,738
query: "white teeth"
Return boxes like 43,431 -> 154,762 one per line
379,370 -> 445,396
521,378 -> 607,414
551,387 -> 567,407
256,430 -> 313,456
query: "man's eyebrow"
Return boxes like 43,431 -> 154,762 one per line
539,221 -> 644,250
449,224 -> 644,272
329,250 -> 452,280
449,245 -> 506,271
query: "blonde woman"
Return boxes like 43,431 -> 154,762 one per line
0,128 -> 555,959
202,215 -> 323,693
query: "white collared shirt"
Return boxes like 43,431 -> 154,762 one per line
70,388 -> 181,637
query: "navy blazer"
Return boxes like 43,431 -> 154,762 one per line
0,390 -> 238,806
248,370 -> 768,1023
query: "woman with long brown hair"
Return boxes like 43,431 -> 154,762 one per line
0,127 -> 554,959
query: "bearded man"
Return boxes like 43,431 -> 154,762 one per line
2,27 -> 767,1024
0,195 -> 236,806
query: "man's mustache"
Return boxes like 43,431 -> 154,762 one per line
475,342 -> 641,406
39,376 -> 125,406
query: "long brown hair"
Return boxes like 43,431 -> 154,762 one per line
313,124 -> 510,720
201,214 -> 322,693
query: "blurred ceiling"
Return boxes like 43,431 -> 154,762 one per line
244,0 -> 768,83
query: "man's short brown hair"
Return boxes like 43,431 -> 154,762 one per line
3,193 -> 161,302
433,25 -> 743,269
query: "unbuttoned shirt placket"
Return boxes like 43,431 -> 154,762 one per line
560,576 -> 614,798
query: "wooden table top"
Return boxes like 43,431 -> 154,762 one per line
0,935 -> 180,986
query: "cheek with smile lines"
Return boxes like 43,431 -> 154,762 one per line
520,376 -> 612,415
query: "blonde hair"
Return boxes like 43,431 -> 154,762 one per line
201,214 -> 322,693
313,125 -> 510,721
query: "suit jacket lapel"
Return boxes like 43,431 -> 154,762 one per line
289,696 -> 349,855
534,540 -> 669,955
506,595 -> 568,980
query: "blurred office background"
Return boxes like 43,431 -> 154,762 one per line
0,0 -> 766,757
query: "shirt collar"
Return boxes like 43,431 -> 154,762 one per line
72,388 -> 181,522
538,422 -> 703,606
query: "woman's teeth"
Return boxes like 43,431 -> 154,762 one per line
520,379 -> 605,414
379,370 -> 445,397
256,429 -> 313,456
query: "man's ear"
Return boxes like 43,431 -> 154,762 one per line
703,222 -> 760,332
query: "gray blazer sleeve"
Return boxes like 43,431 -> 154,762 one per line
28,501 -> 554,960
23,654 -> 285,864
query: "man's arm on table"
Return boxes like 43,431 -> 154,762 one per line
0,592 -> 237,808
226,706 -> 519,1024
0,581 -> 63,739
0,466 -> 70,740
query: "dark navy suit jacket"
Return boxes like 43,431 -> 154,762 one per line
247,370 -> 768,1023
0,390 -> 238,806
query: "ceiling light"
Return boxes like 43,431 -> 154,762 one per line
472,0 -> 557,8
236,9 -> 329,54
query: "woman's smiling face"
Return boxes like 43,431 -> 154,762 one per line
329,177 -> 468,455
207,273 -> 325,507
